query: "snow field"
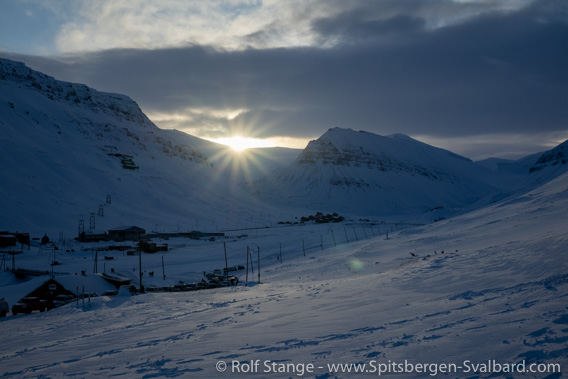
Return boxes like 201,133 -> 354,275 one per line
1,173 -> 567,378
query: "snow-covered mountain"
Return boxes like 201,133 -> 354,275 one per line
0,58 -> 274,235
2,57 -> 566,236
250,128 -> 502,220
477,140 -> 568,194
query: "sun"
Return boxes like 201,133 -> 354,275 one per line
214,136 -> 275,151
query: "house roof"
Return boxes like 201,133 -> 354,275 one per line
108,226 -> 145,233
0,273 -> 120,307
53,274 -> 118,295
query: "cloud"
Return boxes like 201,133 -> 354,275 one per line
14,0 -> 533,54
48,0 -> 321,52
2,0 -> 567,159
313,13 -> 426,46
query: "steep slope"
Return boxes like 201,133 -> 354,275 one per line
0,58 -> 270,235
528,140 -> 568,179
251,128 -> 500,220
477,140 -> 568,194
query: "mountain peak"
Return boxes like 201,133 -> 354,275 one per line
298,127 -> 470,167
253,127 -> 496,218
318,127 -> 387,145
0,58 -> 149,126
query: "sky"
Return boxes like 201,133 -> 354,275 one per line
0,0 -> 567,160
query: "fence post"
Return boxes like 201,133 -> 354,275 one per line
331,230 -> 336,246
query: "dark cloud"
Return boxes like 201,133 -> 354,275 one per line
312,11 -> 426,46
2,0 -> 567,156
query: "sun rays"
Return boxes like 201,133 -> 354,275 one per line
214,136 -> 276,151
207,141 -> 277,190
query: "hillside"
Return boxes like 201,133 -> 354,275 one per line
1,168 -> 566,377
0,58 -> 274,235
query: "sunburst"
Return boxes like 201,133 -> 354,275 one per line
214,136 -> 275,151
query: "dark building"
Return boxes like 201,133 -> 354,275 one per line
108,226 -> 146,241
0,232 -> 30,248
0,234 -> 17,249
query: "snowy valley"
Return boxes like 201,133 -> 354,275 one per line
1,58 -> 567,378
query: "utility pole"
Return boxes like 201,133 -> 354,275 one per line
138,244 -> 143,293
249,248 -> 254,274
224,242 -> 229,284
246,246 -> 249,286
257,246 -> 260,284
93,249 -> 98,274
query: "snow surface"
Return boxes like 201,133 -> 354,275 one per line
1,171 -> 567,378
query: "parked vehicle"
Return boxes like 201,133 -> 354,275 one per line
12,297 -> 46,315
53,294 -> 75,308
0,298 -> 8,317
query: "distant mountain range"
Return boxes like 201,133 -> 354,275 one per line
1,58 -> 566,234
250,127 -> 567,220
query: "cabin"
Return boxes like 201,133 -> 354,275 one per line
25,278 -> 76,300
0,232 -> 30,247
108,226 -> 146,241
19,275 -> 118,303
138,240 -> 168,253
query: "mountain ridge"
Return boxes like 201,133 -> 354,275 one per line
0,58 -> 272,234
1,58 -> 566,234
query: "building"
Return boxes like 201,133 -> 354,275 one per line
107,226 -> 146,241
